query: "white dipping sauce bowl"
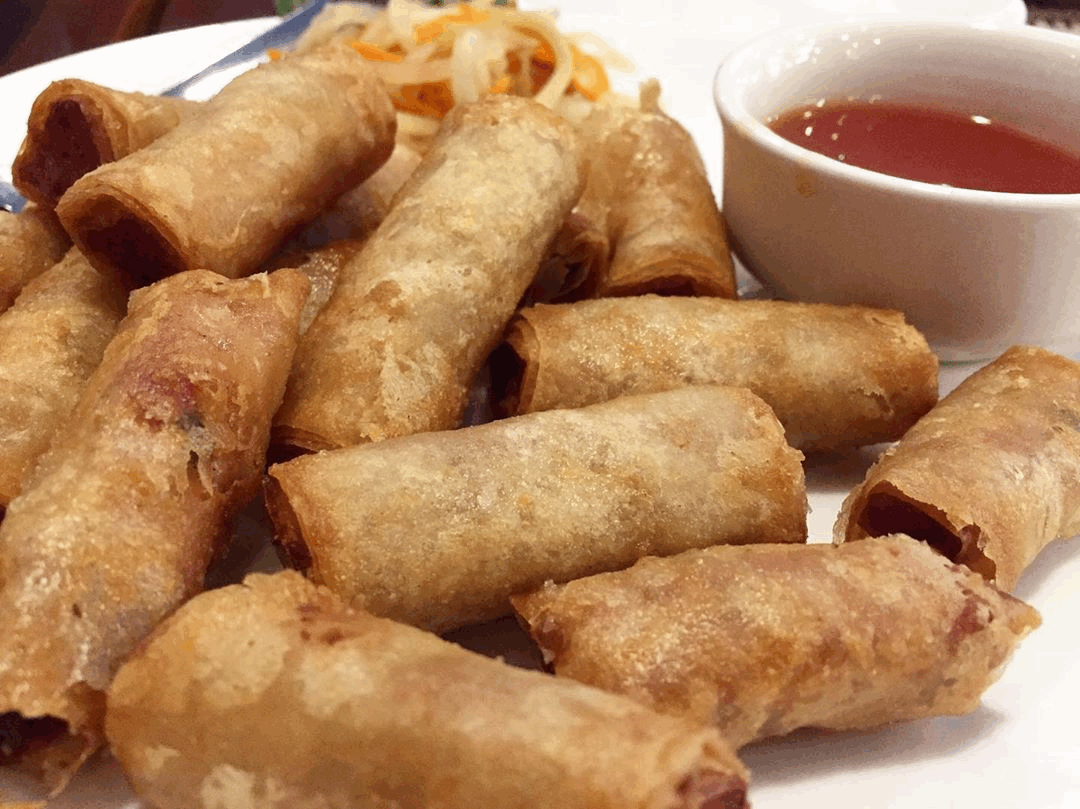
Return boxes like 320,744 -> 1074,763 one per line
715,22 -> 1080,362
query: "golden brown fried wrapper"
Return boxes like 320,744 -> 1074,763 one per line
273,95 -> 585,452
527,113 -> 616,304
0,249 -> 125,509
12,79 -> 197,210
0,205 -> 71,314
512,535 -> 1040,748
266,386 -> 807,633
265,238 -> 369,337
579,101 -> 735,299
836,344 -> 1080,591
0,269 -> 307,792
106,570 -> 752,809
57,41 -> 396,288
492,295 -> 938,453
286,140 -> 423,251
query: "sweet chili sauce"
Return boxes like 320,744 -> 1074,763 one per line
768,99 -> 1080,194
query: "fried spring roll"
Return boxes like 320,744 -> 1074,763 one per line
273,95 -> 585,452
0,205 -> 71,313
512,535 -> 1040,748
11,79 -> 197,209
266,386 -> 807,633
527,114 -> 616,304
835,344 -> 1080,591
492,295 -> 938,452
106,570 -> 752,809
529,208 -> 610,305
0,249 -> 125,509
57,41 -> 396,288
267,238 -> 368,335
0,269 -> 307,791
581,99 -> 735,299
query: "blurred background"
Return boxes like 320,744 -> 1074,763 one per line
1,0 -> 268,77
1,0 -> 1077,77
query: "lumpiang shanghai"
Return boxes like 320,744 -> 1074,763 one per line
0,2 -> 1076,808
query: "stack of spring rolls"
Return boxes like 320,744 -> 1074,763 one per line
0,26 -> 1073,809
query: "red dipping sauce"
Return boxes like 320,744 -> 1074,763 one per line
768,99 -> 1080,194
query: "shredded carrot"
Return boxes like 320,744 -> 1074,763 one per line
267,48 -> 285,61
415,6 -> 492,45
393,82 -> 456,118
487,75 -> 513,94
336,4 -> 618,123
351,41 -> 403,62
529,54 -> 554,96
570,47 -> 609,101
532,39 -> 555,68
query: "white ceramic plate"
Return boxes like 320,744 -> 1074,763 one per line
2,2 -> 1078,808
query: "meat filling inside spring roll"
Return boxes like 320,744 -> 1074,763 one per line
0,269 -> 307,792
12,79 -> 197,209
57,42 -> 396,288
491,295 -> 938,453
835,344 -> 1080,591
512,535 -> 1040,748
106,570 -> 752,809
266,385 -> 807,633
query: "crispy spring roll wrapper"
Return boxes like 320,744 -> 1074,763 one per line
273,95 -> 585,452
287,140 -> 423,251
267,238 -> 368,336
11,79 -> 198,210
0,205 -> 71,313
266,386 -> 807,633
106,570 -> 752,809
836,344 -> 1080,591
0,249 -> 125,509
527,114 -> 617,304
57,41 -> 396,288
581,101 -> 735,299
512,535 -> 1040,749
0,268 -> 308,792
492,295 -> 938,453
528,207 -> 610,305
267,144 -> 423,332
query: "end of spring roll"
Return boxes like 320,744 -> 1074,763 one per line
512,535 -> 1040,748
57,42 -> 396,288
0,268 -> 308,792
835,344 -> 1080,591
106,570 -> 751,809
12,78 -> 197,209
